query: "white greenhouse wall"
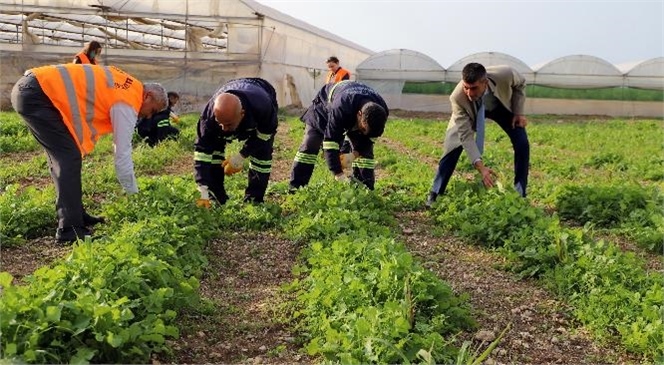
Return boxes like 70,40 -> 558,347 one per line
0,2 -> 661,116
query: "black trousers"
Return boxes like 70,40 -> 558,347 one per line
290,123 -> 376,189
197,134 -> 275,204
11,73 -> 85,228
244,135 -> 274,203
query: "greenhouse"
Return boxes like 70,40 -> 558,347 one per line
1,1 -> 662,116
0,0 -> 373,110
357,51 -> 663,116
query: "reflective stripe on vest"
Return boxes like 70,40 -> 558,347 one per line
327,80 -> 351,103
55,65 -> 101,145
32,64 -> 143,155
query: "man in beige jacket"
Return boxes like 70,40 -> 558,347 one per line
426,62 -> 530,207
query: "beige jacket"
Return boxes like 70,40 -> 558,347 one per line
442,65 -> 526,163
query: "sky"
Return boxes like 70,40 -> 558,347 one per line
254,0 -> 664,68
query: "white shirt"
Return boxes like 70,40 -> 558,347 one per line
110,103 -> 139,194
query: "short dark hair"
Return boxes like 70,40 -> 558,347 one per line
360,102 -> 387,138
326,56 -> 340,64
167,91 -> 180,99
462,62 -> 487,83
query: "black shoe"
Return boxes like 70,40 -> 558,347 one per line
83,212 -> 105,226
55,226 -> 92,243
425,192 -> 437,209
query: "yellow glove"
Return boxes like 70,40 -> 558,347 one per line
222,154 -> 245,176
339,153 -> 355,170
169,111 -> 180,124
196,185 -> 212,208
196,198 -> 211,209
334,173 -> 349,182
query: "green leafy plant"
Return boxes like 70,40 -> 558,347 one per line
0,184 -> 55,246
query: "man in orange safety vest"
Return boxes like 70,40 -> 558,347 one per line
11,64 -> 167,243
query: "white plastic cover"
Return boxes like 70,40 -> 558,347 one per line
0,0 -> 374,110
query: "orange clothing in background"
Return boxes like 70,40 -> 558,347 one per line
73,51 -> 94,64
325,67 -> 350,83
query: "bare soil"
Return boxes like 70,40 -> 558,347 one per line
154,232 -> 313,364
154,121 -> 311,363
0,237 -> 69,283
397,211 -> 641,364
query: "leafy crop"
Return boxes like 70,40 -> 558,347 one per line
0,112 -> 40,153
282,181 -> 474,363
0,185 -> 55,245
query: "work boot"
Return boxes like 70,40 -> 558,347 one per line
83,211 -> 105,226
425,192 -> 437,209
55,226 -> 92,244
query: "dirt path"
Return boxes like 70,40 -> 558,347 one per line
0,237 -> 70,284
396,210 -> 639,364
156,232 -> 313,364
157,120 -> 310,364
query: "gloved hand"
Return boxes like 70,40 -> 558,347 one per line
196,185 -> 212,208
222,153 -> 245,176
169,111 -> 180,124
334,173 -> 349,182
339,153 -> 355,170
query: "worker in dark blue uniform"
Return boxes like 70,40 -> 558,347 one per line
194,78 -> 278,207
289,80 -> 389,190
136,91 -> 181,146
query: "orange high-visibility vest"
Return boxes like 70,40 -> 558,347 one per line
325,67 -> 350,84
31,64 -> 144,155
74,51 -> 94,64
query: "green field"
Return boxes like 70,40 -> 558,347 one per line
1,110 -> 662,364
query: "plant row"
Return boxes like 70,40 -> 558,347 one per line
1,177 -> 213,363
2,136 -> 478,365
432,183 -> 663,361
381,118 -> 664,254
279,181 -> 475,363
371,130 -> 663,361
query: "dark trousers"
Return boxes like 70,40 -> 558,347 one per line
244,135 -> 274,203
11,73 -> 85,228
197,135 -> 274,204
290,124 -> 376,189
198,153 -> 229,204
289,124 -> 322,188
155,125 -> 180,145
431,103 -> 530,197
143,126 -> 180,147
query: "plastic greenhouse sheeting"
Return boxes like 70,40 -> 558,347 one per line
0,0 -> 374,110
358,50 -> 662,91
